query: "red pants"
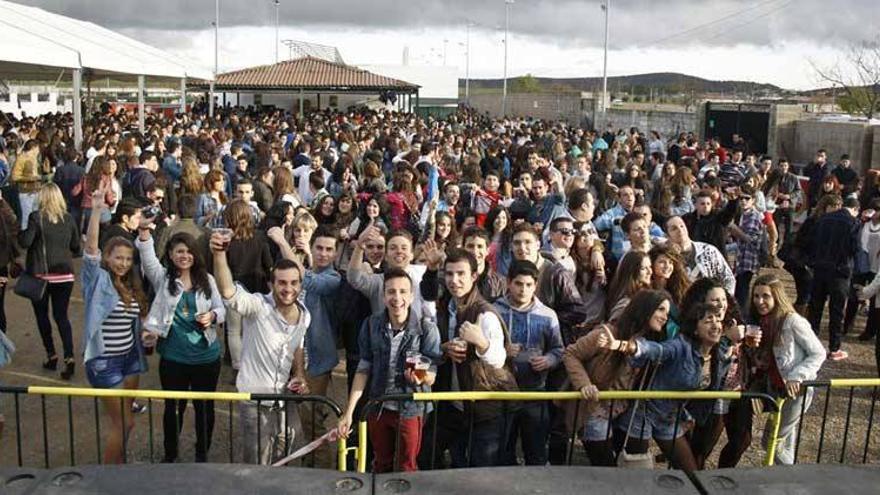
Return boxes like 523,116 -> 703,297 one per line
368,410 -> 424,472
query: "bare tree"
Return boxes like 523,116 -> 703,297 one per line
811,37 -> 880,120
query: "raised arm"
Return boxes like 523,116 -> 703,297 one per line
84,187 -> 107,257
209,231 -> 236,300
266,227 -> 298,262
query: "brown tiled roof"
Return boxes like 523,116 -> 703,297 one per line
206,56 -> 418,91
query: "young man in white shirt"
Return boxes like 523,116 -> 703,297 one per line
211,232 -> 310,465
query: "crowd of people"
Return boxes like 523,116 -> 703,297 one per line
0,104 -> 875,471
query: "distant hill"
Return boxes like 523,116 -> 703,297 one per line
462,72 -> 787,95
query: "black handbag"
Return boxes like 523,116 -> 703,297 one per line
14,215 -> 48,302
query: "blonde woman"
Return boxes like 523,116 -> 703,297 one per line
289,211 -> 318,268
18,184 -> 81,379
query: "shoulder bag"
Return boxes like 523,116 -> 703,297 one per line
14,214 -> 48,302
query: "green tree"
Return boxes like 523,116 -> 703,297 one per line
510,73 -> 542,93
837,87 -> 880,119
812,37 -> 880,119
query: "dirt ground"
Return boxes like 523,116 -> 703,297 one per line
1,262 -> 878,469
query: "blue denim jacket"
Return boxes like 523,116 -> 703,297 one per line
357,310 -> 441,418
629,334 -> 731,423
80,253 -> 147,369
303,265 -> 343,376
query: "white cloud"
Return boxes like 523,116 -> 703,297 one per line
139,24 -> 847,90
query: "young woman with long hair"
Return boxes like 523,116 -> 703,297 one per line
432,210 -> 459,251
82,185 -> 149,464
605,251 -> 653,322
333,190 -> 357,241
347,194 -> 390,240
179,155 -> 205,196
485,205 -> 511,274
273,166 -> 302,207
679,277 -> 747,469
723,273 -> 826,466
597,299 -> 743,472
79,155 -> 119,226
649,244 -> 691,339
195,169 -> 227,227
312,194 -> 336,225
569,229 -> 607,324
564,290 -> 671,466
19,184 -> 81,378
136,228 -> 226,463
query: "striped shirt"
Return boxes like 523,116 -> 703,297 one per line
101,300 -> 140,356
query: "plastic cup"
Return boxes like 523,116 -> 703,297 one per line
405,351 -> 421,372
212,227 -> 233,249
745,325 -> 762,348
413,356 -> 431,381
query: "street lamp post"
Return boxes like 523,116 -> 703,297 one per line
209,0 -> 219,118
601,0 -> 610,122
464,21 -> 473,106
274,0 -> 280,63
502,0 -> 514,118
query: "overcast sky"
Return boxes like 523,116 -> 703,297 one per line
12,0 -> 879,90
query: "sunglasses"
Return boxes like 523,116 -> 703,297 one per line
554,228 -> 576,236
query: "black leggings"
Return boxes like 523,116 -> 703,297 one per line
31,281 -> 74,359
159,358 -> 221,462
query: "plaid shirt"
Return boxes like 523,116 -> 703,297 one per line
736,208 -> 763,274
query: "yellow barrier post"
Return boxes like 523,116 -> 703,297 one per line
338,437 -> 347,472
357,421 -> 368,473
763,397 -> 786,466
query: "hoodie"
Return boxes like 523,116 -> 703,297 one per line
493,296 -> 563,390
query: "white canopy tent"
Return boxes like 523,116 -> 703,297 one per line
0,0 -> 213,149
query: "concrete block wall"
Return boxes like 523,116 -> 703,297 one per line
791,120 -> 875,172
468,93 -> 698,137
768,104 -> 804,161
467,93 -> 586,123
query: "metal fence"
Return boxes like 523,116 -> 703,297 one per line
794,378 -> 880,465
0,386 -> 343,469
353,390 -> 785,473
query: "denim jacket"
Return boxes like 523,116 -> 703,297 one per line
357,310 -> 442,418
629,334 -> 732,423
135,236 -> 226,342
302,265 -> 342,376
80,253 -> 147,368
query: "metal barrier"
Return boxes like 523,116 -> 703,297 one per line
352,390 -> 784,473
0,385 -> 344,470
794,378 -> 880,465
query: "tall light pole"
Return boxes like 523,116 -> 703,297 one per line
274,0 -> 280,63
464,21 -> 473,106
600,0 -> 610,121
210,0 -> 219,118
502,0 -> 514,117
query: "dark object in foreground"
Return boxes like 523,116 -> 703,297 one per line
3,464 -> 879,495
